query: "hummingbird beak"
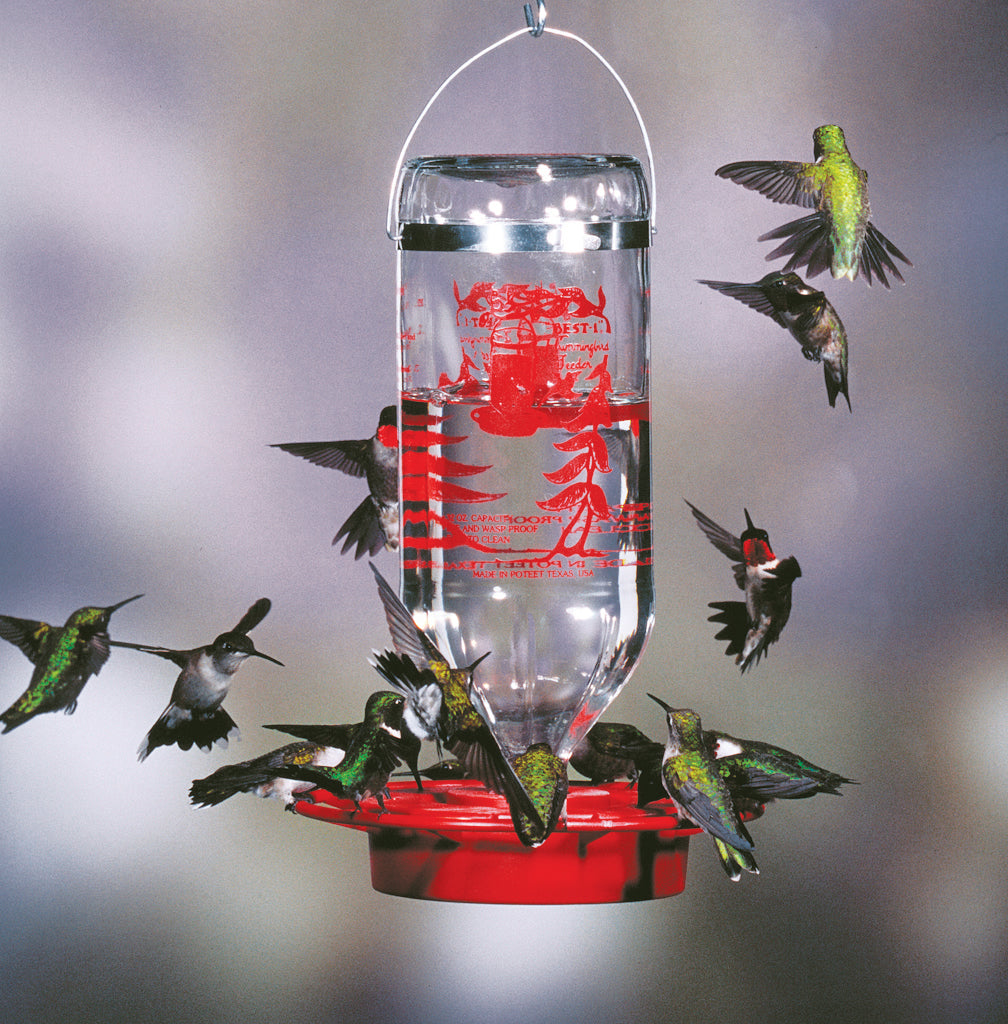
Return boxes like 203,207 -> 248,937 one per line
107,593 -> 144,612
252,648 -> 284,667
743,509 -> 755,532
647,692 -> 672,713
466,651 -> 492,674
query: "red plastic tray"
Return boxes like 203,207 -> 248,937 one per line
294,779 -> 762,904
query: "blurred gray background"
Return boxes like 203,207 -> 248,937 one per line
1,1 -> 1006,1022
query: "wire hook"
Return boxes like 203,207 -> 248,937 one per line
524,2 -> 546,37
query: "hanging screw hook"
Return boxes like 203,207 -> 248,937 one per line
523,2 -> 546,37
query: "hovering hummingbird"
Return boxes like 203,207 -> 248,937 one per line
648,695 -> 758,881
707,730 -> 856,803
368,563 -> 503,792
715,124 -> 911,287
189,731 -> 355,810
500,742 -> 569,848
698,271 -> 851,411
569,721 -> 663,784
272,404 -> 399,558
270,690 -> 414,812
113,598 -> 283,761
0,594 -> 143,732
686,501 -> 801,673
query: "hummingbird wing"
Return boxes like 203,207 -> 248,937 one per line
685,501 -> 743,562
715,159 -> 819,208
667,763 -> 754,852
697,279 -> 788,329
271,439 -> 370,477
262,722 -> 359,749
106,639 -> 192,669
189,740 -> 320,805
232,598 -> 271,635
0,615 -> 53,666
369,562 -> 444,669
84,631 -> 114,679
333,495 -> 386,558
370,648 -> 443,744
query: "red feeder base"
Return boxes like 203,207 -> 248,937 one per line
294,780 -> 762,904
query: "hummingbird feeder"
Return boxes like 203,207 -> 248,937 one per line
296,5 -> 709,903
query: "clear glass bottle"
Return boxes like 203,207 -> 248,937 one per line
394,154 -> 653,762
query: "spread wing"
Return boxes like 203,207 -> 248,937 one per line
271,439 -> 370,477
369,562 -> 443,669
715,159 -> 819,208
0,615 -> 52,666
697,279 -> 787,329
685,501 -> 743,562
232,598 -> 271,635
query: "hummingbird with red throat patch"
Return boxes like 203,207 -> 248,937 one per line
687,501 -> 801,672
272,405 -> 399,558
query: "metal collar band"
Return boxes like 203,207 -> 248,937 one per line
399,219 -> 651,253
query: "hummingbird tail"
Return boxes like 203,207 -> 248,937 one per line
713,837 -> 759,881
759,212 -> 833,280
707,601 -> 750,659
334,495 -> 385,558
859,221 -> 911,288
189,762 -> 277,806
138,705 -> 240,762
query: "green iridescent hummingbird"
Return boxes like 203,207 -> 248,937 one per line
271,690 -> 417,812
648,695 -> 758,881
716,124 -> 911,287
0,594 -> 143,732
698,271 -> 851,411
501,742 -> 569,848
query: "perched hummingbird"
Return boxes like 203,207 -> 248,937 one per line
569,721 -> 663,784
698,271 -> 851,411
0,594 -> 143,732
265,712 -> 424,793
715,124 -> 911,287
113,598 -> 283,761
500,742 -> 569,848
368,562 -> 503,792
648,695 -> 758,881
272,404 -> 399,558
189,732 -> 355,810
707,730 -> 856,803
686,501 -> 801,673
270,690 -> 414,812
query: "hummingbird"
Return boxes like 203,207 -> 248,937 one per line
368,562 -> 503,792
648,695 -> 758,881
707,730 -> 856,803
500,742 -> 569,848
265,711 -> 424,793
270,690 -> 414,812
698,271 -> 851,411
0,593 -> 143,732
189,732 -> 355,810
272,404 -> 399,558
715,124 -> 912,286
686,501 -> 802,673
113,598 -> 283,761
569,721 -> 663,784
